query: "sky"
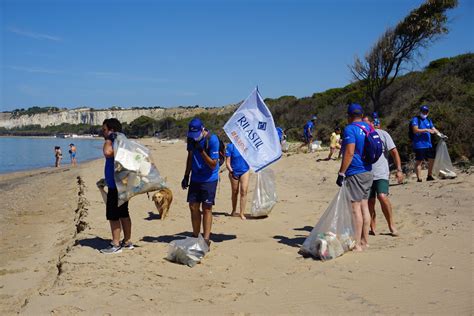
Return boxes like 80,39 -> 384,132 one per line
1,0 -> 473,111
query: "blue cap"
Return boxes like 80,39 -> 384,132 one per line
187,118 -> 203,139
420,105 -> 429,112
311,115 -> 317,120
347,103 -> 363,116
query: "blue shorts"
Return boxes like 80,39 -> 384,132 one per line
187,181 -> 218,206
414,147 -> 435,161
303,134 -> 312,144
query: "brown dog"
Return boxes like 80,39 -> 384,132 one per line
151,188 -> 173,220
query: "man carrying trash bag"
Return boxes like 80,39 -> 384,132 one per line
336,104 -> 376,251
181,118 -> 220,248
410,105 -> 441,182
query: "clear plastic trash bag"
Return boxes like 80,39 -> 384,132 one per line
167,235 -> 210,267
113,133 -> 167,206
433,140 -> 456,179
300,183 -> 356,260
251,168 -> 277,217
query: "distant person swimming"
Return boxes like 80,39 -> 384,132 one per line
69,143 -> 77,166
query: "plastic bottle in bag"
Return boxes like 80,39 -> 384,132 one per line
433,139 -> 456,179
167,235 -> 210,267
300,182 -> 355,260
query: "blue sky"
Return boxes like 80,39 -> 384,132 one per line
1,0 -> 473,111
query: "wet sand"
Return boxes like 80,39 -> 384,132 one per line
0,139 -> 472,315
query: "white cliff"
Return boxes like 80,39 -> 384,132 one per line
0,106 -> 236,129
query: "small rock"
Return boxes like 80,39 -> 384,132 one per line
417,258 -> 423,261
401,255 -> 406,258
450,266 -> 455,270
265,291 -> 270,296
427,262 -> 432,266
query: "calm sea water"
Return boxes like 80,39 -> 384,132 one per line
0,137 -> 104,174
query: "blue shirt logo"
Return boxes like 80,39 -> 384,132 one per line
258,121 -> 267,131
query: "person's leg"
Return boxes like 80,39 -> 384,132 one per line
109,220 -> 121,246
327,147 -> 334,160
201,203 -> 213,242
427,158 -> 434,177
238,172 -> 250,220
351,201 -> 363,251
415,160 -> 423,181
120,217 -> 132,243
228,172 -> 239,216
377,194 -> 398,236
360,199 -> 371,248
368,197 -> 377,234
189,202 -> 201,237
307,137 -> 313,153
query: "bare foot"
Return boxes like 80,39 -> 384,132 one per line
229,212 -> 239,217
369,230 -> 376,236
390,230 -> 399,237
240,214 -> 247,220
353,245 -> 363,252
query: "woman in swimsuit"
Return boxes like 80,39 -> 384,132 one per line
54,146 -> 63,167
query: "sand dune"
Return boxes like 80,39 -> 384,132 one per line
0,139 -> 472,315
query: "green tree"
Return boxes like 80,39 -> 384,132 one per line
350,0 -> 457,113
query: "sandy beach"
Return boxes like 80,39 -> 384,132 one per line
0,139 -> 472,315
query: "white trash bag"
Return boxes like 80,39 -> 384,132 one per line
300,182 -> 356,261
167,235 -> 210,267
433,139 -> 456,179
251,168 -> 277,217
113,133 -> 167,206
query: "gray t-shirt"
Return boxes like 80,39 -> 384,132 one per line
372,129 -> 396,180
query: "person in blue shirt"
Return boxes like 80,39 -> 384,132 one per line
298,115 -> 317,153
181,118 -> 219,247
337,104 -> 373,252
100,118 -> 133,254
225,142 -> 250,220
411,105 -> 440,182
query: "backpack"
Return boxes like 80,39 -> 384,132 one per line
352,123 -> 383,164
205,133 -> 226,167
408,116 -> 433,141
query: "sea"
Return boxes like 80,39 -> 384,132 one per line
0,137 -> 104,174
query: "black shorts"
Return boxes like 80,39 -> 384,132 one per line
414,147 -> 435,161
187,181 -> 218,206
106,188 -> 129,221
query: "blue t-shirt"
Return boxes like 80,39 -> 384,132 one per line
276,127 -> 283,142
225,143 -> 250,177
187,133 -> 220,183
411,116 -> 435,149
303,121 -> 314,137
342,122 -> 372,176
105,157 -> 116,188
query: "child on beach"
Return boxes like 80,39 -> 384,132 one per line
100,118 -> 133,254
326,127 -> 342,160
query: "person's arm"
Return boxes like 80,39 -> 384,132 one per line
339,143 -> 355,174
200,150 -> 217,169
184,151 -> 192,177
103,140 -> 114,158
225,156 -> 233,173
389,147 -> 404,184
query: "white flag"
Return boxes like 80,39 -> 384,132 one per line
224,88 -> 282,172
